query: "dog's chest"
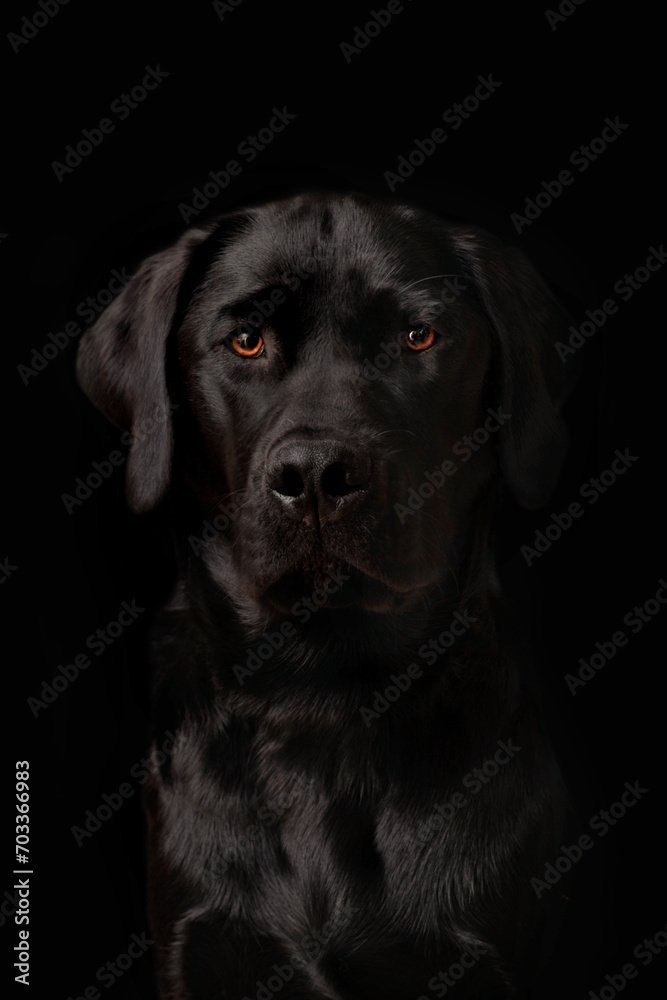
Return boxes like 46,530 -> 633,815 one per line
159,721 -> 522,951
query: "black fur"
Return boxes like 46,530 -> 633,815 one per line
77,192 -> 578,999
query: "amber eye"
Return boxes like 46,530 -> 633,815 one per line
405,325 -> 437,351
227,325 -> 265,357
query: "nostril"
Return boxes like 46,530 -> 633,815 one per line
266,441 -> 372,518
269,465 -> 305,499
267,465 -> 306,498
321,460 -> 370,499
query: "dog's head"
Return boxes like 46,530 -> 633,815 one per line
77,193 -> 575,618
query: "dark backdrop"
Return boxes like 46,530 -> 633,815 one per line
4,2 -> 665,997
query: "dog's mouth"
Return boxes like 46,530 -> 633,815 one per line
259,564 -> 425,616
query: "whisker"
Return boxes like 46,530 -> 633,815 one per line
401,274 -> 466,291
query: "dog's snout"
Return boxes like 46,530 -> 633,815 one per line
266,439 -> 372,526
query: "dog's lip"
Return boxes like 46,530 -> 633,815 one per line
258,563 -> 426,614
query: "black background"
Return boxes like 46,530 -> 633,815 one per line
3,1 -> 665,997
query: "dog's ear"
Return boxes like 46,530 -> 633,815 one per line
76,226 -> 213,514
452,227 -> 578,509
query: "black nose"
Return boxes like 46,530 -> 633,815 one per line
266,439 -> 372,527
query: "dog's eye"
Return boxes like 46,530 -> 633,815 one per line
405,325 -> 437,351
226,326 -> 265,358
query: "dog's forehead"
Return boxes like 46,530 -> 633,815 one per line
206,196 -> 452,297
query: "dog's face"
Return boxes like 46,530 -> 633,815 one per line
77,193 -> 573,619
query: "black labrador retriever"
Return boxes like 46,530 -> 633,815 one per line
77,192 -> 578,999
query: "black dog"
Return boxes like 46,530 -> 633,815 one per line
77,192 -> 578,999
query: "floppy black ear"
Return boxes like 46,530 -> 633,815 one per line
452,227 -> 578,509
76,225 -> 213,514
